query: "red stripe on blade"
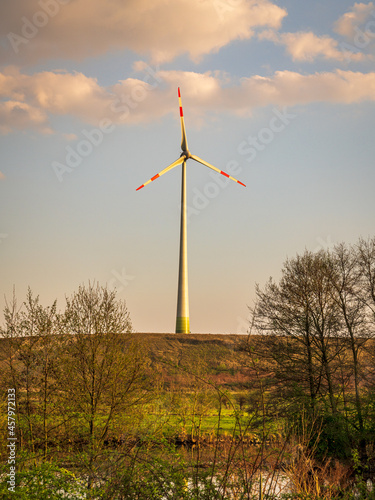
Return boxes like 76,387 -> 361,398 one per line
151,174 -> 159,181
238,181 -> 246,187
178,88 -> 181,97
180,107 -> 183,117
220,171 -> 229,178
136,185 -> 144,191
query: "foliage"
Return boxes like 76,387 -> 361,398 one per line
0,458 -> 87,499
247,237 -> 375,467
0,237 -> 375,497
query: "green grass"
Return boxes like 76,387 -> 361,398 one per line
140,407 -> 261,441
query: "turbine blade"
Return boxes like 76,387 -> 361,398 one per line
191,155 -> 246,187
136,156 -> 186,191
178,87 -> 188,152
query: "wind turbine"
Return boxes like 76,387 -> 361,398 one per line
136,88 -> 246,334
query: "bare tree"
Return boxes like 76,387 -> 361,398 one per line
56,283 -> 148,488
251,251 -> 343,416
0,288 -> 58,454
355,237 -> 375,452
356,237 -> 375,319
329,243 -> 371,456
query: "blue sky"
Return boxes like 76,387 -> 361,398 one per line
1,0 -> 375,333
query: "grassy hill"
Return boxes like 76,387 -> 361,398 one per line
134,333 -> 251,390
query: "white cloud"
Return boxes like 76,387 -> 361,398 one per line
258,4 -> 375,64
0,0 -> 287,65
334,2 -> 375,38
238,69 -> 375,108
0,66 -> 174,131
2,67 -> 375,133
258,30 -> 369,62
0,66 -> 113,132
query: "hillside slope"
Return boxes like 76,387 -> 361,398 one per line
135,333 -> 251,390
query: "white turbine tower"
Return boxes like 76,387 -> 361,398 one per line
137,88 -> 246,333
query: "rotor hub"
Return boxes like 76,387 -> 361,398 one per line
181,150 -> 191,159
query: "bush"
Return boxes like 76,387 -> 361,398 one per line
0,460 -> 87,499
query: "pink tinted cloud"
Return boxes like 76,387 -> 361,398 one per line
1,0 -> 287,65
258,30 -> 369,62
334,2 -> 375,38
2,67 -> 375,133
